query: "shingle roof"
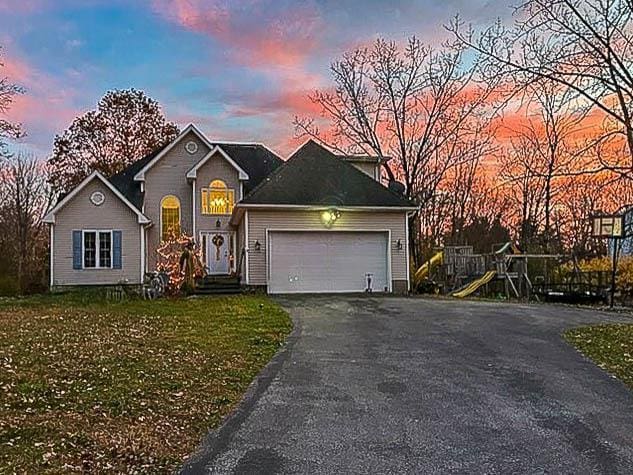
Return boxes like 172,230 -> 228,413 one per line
214,143 -> 283,194
109,144 -> 169,209
108,142 -> 284,209
240,140 -> 415,208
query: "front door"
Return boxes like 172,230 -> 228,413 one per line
204,232 -> 230,274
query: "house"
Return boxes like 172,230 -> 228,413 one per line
43,124 -> 417,293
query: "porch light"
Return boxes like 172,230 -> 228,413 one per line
254,240 -> 262,252
321,209 -> 340,228
216,219 -> 221,228
396,239 -> 403,250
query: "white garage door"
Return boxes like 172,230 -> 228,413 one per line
268,231 -> 389,293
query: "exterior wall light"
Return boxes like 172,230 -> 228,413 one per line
396,239 -> 403,250
254,240 -> 262,252
321,209 -> 341,228
216,219 -> 222,228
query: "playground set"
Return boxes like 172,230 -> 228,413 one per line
412,243 -> 611,304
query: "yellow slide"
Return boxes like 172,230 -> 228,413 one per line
413,251 -> 443,286
452,270 -> 496,298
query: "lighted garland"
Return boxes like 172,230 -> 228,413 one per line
155,230 -> 205,293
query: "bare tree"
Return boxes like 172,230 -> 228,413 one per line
0,46 -> 24,151
448,0 -> 633,177
0,153 -> 53,293
295,36 -> 507,263
500,80 -> 596,250
498,135 -> 547,249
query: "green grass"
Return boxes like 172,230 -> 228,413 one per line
0,293 -> 292,473
564,324 -> 633,390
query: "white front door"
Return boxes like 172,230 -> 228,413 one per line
204,232 -> 230,274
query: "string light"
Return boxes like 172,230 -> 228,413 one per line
156,230 -> 204,292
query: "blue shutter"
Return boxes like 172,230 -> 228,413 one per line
113,230 -> 122,269
72,230 -> 82,269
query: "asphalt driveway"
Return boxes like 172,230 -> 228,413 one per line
183,297 -> 633,474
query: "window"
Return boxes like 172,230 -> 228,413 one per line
83,231 -> 112,268
161,195 -> 181,241
99,232 -> 111,267
201,179 -> 235,215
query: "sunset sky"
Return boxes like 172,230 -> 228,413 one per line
0,0 -> 514,157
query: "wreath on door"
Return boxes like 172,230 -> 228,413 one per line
211,234 -> 225,261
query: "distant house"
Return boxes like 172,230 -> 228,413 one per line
43,124 -> 417,293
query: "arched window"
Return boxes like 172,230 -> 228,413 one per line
161,195 -> 181,241
201,179 -> 235,215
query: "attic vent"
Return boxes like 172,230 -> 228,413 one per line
90,191 -> 105,206
185,141 -> 198,154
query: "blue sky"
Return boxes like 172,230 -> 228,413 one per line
0,0 -> 513,156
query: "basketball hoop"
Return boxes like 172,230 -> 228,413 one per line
591,214 -> 624,238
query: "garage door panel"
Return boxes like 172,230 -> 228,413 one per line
268,231 -> 388,293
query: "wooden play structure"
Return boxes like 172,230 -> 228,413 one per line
412,242 -> 582,301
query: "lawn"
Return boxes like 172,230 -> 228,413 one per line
0,293 -> 292,473
564,324 -> 633,390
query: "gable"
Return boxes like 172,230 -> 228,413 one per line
43,171 -> 150,224
54,177 -> 140,225
186,145 -> 249,181
239,140 -> 416,209
133,124 -> 213,182
97,124 -> 285,211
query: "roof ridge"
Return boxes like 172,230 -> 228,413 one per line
215,141 -> 283,162
239,150 -> 296,201
241,139 -> 415,208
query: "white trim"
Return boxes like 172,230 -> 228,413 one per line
134,124 -> 207,181
43,171 -> 150,224
244,210 -> 250,285
134,124 -> 255,182
49,224 -> 54,289
200,230 -> 231,275
192,179 -> 196,237
265,228 -> 392,294
387,229 -> 393,292
159,195 -> 181,242
236,203 -> 418,212
240,182 -> 244,201
232,232 -> 237,274
405,213 -> 410,292
208,140 -> 283,161
81,229 -> 113,269
185,145 -> 249,181
199,180 -> 236,216
140,225 -> 145,282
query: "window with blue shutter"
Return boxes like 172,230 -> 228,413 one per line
112,230 -> 122,269
72,230 -> 82,269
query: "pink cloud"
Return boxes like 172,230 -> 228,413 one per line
0,0 -> 46,13
152,0 -> 321,69
1,52 -> 79,152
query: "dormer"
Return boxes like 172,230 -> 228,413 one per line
337,154 -> 388,181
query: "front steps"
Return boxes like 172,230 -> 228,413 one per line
195,275 -> 242,295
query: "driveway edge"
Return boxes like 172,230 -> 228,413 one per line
179,307 -> 301,474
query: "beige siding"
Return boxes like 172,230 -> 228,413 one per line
144,130 -> 209,269
246,209 -> 408,289
53,179 -> 141,286
194,150 -> 241,235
